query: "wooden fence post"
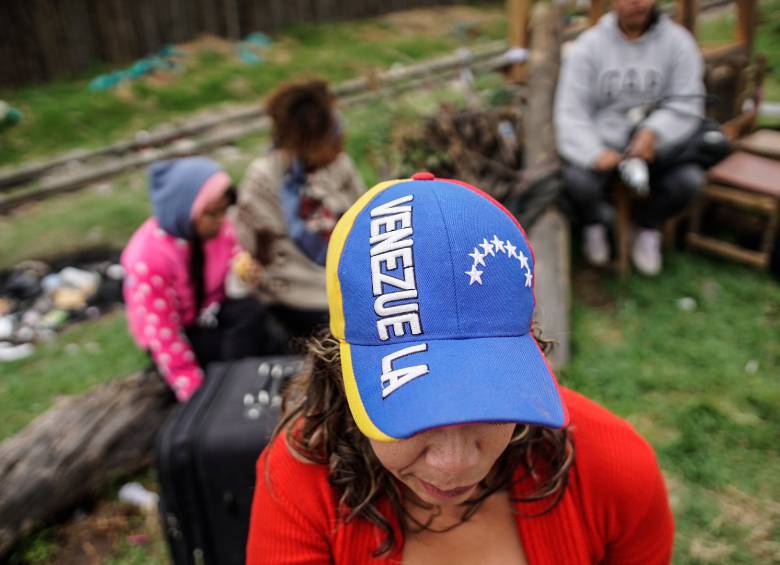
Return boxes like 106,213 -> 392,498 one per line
507,0 -> 531,82
735,0 -> 756,51
523,1 -> 571,369
677,0 -> 699,37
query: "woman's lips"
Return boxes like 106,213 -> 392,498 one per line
417,478 -> 478,500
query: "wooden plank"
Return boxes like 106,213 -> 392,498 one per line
677,0 -> 699,36
223,0 -> 241,40
738,129 -> 780,159
64,0 -> 97,72
506,0 -> 531,82
703,183 -> 778,212
32,0 -> 63,78
735,0 -> 756,50
524,1 -> 561,168
198,0 -> 222,35
529,208 -> 571,370
507,0 -> 530,46
523,2 -> 570,369
687,232 -> 769,268
589,0 -> 609,25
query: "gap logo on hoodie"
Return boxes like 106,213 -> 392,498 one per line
599,68 -> 664,102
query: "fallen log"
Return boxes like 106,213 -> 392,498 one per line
0,369 -> 174,558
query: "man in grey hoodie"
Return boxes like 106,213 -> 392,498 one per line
554,0 -> 705,275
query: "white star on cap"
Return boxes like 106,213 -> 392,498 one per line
469,247 -> 486,267
505,240 -> 517,258
525,271 -> 533,287
491,235 -> 505,253
466,264 -> 484,285
517,250 -> 530,270
479,238 -> 495,256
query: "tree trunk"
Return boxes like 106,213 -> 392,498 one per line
522,2 -> 570,370
0,370 -> 175,558
524,1 -> 561,170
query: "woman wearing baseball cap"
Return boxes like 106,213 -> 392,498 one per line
246,175 -> 673,564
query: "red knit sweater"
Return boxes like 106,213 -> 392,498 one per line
246,388 -> 674,564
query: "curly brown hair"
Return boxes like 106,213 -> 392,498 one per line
271,328 -> 574,557
265,79 -> 337,154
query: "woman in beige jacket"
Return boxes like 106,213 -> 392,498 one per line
235,79 -> 364,339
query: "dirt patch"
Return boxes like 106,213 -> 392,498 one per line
12,499 -> 165,565
663,472 -> 686,512
176,33 -> 235,57
683,485 -> 780,564
688,536 -> 735,563
51,502 -> 137,565
714,487 -> 780,563
572,267 -> 616,310
372,6 -> 498,37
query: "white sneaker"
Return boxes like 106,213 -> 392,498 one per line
583,224 -> 610,266
632,228 -> 662,276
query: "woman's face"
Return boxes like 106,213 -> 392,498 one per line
369,423 -> 515,507
300,132 -> 343,172
193,193 -> 231,240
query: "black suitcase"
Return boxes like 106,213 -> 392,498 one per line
154,356 -> 305,565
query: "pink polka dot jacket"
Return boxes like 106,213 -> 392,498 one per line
121,217 -> 240,401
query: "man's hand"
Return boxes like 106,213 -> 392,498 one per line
627,128 -> 657,162
593,149 -> 623,172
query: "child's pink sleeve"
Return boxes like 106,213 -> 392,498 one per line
124,264 -> 204,402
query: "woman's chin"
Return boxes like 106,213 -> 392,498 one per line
412,478 -> 479,506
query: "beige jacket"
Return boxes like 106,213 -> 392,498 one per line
235,150 -> 364,310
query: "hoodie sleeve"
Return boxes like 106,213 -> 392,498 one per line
554,41 -> 609,169
236,158 -> 285,260
124,261 -> 204,402
641,30 -> 704,152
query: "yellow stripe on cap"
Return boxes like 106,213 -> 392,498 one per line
326,178 -> 409,442
340,341 -> 395,441
326,179 -> 405,340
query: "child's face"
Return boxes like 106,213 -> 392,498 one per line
369,422 -> 515,507
300,133 -> 343,172
193,193 -> 231,240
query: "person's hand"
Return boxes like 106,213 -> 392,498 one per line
255,228 -> 276,266
627,128 -> 657,162
593,149 -> 623,172
233,251 -> 264,287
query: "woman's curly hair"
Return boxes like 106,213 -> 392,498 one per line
265,79 -> 337,154
272,328 -> 574,556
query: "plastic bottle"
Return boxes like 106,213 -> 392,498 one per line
618,158 -> 650,197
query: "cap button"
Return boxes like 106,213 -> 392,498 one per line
411,172 -> 435,181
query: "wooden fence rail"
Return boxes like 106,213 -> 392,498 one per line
0,0 -> 492,87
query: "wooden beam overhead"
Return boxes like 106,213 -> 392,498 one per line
677,0 -> 699,37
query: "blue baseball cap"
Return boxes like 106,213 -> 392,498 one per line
326,173 -> 568,441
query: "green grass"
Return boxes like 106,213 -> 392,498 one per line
0,175 -> 150,267
0,311 -> 147,440
0,5 -> 506,168
563,252 -> 780,564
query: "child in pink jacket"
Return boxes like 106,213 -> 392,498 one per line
122,157 -> 284,401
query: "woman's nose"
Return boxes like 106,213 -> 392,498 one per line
424,426 -> 480,474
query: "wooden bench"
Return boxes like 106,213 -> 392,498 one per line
686,149 -> 780,269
